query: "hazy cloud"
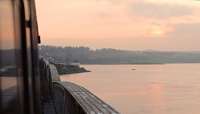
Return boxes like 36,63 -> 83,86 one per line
161,23 -> 200,51
168,23 -> 200,39
36,0 -> 200,51
130,1 -> 194,19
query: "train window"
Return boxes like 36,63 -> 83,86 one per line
0,1 -> 23,114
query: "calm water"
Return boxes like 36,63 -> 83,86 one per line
61,64 -> 200,114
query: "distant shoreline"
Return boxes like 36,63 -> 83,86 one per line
40,46 -> 200,66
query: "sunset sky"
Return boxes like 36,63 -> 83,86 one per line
36,0 -> 200,51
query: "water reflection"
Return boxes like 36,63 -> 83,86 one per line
61,64 -> 200,114
148,83 -> 166,114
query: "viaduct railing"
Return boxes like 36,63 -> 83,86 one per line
39,58 -> 120,114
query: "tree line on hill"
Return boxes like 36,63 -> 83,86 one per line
39,45 -> 200,64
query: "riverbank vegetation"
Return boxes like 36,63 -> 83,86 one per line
39,45 -> 200,64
